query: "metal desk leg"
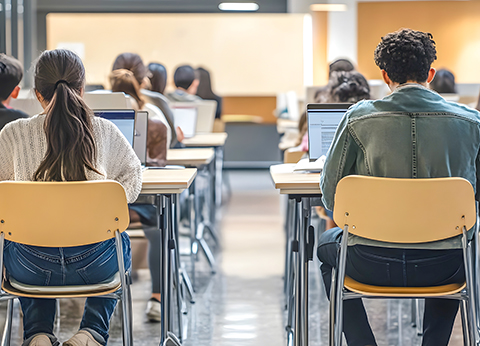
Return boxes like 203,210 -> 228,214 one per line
214,146 -> 224,207
157,195 -> 182,346
284,197 -> 294,305
287,197 -> 300,344
294,197 -> 311,346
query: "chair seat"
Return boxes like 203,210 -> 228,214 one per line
343,276 -> 466,297
2,272 -> 121,298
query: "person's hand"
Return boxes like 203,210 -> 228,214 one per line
176,126 -> 185,142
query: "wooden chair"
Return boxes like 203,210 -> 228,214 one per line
330,176 -> 477,346
0,181 -> 133,346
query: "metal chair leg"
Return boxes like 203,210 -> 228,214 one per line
1,299 -> 14,346
460,299 -> 470,346
415,299 -> 423,336
329,267 -> 337,346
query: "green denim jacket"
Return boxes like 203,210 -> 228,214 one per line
320,84 -> 480,249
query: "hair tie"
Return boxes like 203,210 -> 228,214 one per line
55,80 -> 69,89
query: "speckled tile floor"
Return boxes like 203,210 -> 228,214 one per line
0,170 -> 468,345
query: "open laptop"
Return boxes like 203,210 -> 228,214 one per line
307,103 -> 352,161
95,110 -> 136,147
133,111 -> 148,165
294,103 -> 351,172
171,104 -> 198,138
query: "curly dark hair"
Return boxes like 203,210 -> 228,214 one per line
316,71 -> 370,103
374,28 -> 437,84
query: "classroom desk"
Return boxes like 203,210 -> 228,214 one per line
140,168 -> 197,346
166,148 -> 214,167
166,148 -> 218,280
182,133 -> 228,207
270,164 -> 321,346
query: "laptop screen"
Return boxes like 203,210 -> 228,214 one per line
307,104 -> 352,161
95,110 -> 136,146
172,106 -> 198,138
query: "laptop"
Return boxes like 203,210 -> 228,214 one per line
95,110 -> 136,147
133,111 -> 148,165
171,105 -> 198,138
307,103 -> 352,162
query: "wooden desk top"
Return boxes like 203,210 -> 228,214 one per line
141,168 -> 197,194
181,132 -> 228,147
166,148 -> 214,167
270,164 -> 321,195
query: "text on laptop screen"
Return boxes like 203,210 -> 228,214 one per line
308,107 -> 349,161
95,110 -> 136,146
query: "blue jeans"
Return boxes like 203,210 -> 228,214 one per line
3,232 -> 131,345
317,227 -> 464,346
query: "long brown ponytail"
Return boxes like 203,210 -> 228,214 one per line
34,49 -> 101,181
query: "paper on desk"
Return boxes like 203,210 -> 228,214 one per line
293,156 -> 326,173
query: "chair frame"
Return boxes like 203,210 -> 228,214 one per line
0,181 -> 133,346
329,176 -> 478,346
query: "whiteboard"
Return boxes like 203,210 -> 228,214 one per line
47,13 -> 310,96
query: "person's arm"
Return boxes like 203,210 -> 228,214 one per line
320,113 -> 358,210
0,123 -> 16,181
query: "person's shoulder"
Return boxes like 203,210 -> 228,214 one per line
344,99 -> 377,120
0,107 -> 29,119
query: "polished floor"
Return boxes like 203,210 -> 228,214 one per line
0,169 -> 467,345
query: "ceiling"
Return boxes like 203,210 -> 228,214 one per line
37,0 -> 288,13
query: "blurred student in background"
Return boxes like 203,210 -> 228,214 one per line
112,53 -> 174,147
146,62 -> 184,145
109,67 -> 168,323
0,54 -> 28,129
429,68 -> 456,94
168,65 -> 202,102
196,67 -> 222,119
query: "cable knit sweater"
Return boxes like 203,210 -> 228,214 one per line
0,113 -> 142,203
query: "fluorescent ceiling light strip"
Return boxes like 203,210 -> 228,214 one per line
310,4 -> 347,11
218,2 -> 259,11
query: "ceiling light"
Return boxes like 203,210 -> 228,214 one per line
310,4 -> 347,11
218,2 -> 260,11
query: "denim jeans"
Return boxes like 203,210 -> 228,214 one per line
3,232 -> 132,345
317,227 -> 465,346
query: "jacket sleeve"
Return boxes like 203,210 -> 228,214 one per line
320,112 -> 358,211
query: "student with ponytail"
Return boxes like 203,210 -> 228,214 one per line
0,49 -> 142,346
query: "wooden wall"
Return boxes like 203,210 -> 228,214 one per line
358,1 -> 480,83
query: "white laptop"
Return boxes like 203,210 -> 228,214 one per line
307,103 -> 352,161
171,101 -> 216,133
294,103 -> 351,172
95,110 -> 136,147
171,104 -> 198,138
133,111 -> 148,165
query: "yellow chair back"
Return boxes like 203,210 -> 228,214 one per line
333,176 -> 476,243
0,180 -> 129,247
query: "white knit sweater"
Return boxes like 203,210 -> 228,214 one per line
0,114 -> 142,203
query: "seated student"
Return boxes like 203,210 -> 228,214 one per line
0,54 -> 28,128
195,67 -> 222,119
145,62 -> 184,145
314,58 -> 356,102
429,68 -> 456,94
0,49 -> 142,346
111,53 -> 174,147
167,65 -> 202,102
317,28 -> 480,346
109,67 -> 168,322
